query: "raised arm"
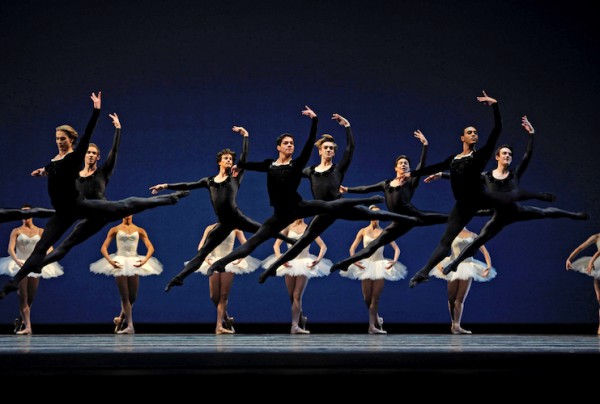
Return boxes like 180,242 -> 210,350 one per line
232,126 -> 249,183
295,106 -> 318,168
475,91 -> 502,160
73,92 -> 102,161
409,130 -> 429,190
514,115 -> 534,181
101,113 -> 122,179
332,113 -> 354,177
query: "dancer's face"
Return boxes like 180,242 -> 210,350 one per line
319,141 -> 336,160
55,130 -> 74,153
219,153 -> 234,170
85,146 -> 100,166
395,158 -> 410,175
461,127 -> 478,146
496,147 -> 513,165
277,136 -> 295,157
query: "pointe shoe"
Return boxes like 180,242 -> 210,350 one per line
451,325 -> 472,335
291,325 -> 310,334
1,279 -> 19,299
576,212 -> 591,220
165,276 -> 184,292
377,316 -> 384,330
117,327 -> 135,335
368,325 -> 387,334
13,318 -> 23,334
329,262 -> 348,273
16,328 -> 32,335
409,272 -> 429,288
206,263 -> 225,276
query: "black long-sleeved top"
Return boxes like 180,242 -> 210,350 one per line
44,108 -> 100,210
303,125 -> 353,201
345,143 -> 428,216
76,128 -> 121,200
167,136 -> 249,220
484,131 -> 533,193
237,117 -> 318,210
409,103 -> 502,202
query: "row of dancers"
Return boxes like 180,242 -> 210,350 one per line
1,90 -> 596,335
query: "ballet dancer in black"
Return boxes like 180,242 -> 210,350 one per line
150,126 -> 296,291
407,92 -> 556,287
328,129 -> 449,273
40,112 -> 189,270
428,115 -> 589,275
206,106 -> 384,276
0,92 -> 103,299
1,207 -> 55,223
259,114 -> 421,283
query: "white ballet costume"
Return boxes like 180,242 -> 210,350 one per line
195,231 -> 260,275
340,234 -> 407,281
262,229 -> 332,278
0,234 -> 64,279
430,235 -> 497,282
570,239 -> 600,279
89,231 -> 163,277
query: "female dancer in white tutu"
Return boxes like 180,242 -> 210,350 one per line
262,218 -> 331,334
90,215 -> 162,334
340,206 -> 406,334
0,205 -> 63,335
566,232 -> 600,334
431,227 -> 495,334
194,223 -> 260,334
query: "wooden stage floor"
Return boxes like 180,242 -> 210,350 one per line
1,332 -> 598,381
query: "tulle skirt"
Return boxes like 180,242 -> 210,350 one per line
0,257 -> 63,279
262,254 -> 332,278
570,257 -> 600,279
430,257 -> 497,282
193,255 -> 261,276
340,259 -> 407,281
90,254 -> 163,277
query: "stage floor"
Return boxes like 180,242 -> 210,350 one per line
2,333 -> 598,379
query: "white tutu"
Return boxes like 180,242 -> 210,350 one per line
430,257 -> 497,282
0,234 -> 63,279
89,230 -> 162,277
0,256 -> 63,279
262,254 -> 332,278
339,234 -> 406,281
570,256 -> 600,279
193,254 -> 261,275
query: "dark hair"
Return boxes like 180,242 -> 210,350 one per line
276,133 -> 294,146
315,134 -> 337,150
216,149 -> 236,165
495,144 -> 513,156
395,155 -> 411,166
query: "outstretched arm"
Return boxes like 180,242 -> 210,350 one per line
514,115 -> 534,181
150,177 -> 210,194
102,113 -> 122,179
566,234 -> 599,270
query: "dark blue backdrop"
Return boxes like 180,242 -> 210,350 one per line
1,0 -> 599,325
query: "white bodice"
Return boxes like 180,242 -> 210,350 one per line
115,231 -> 140,257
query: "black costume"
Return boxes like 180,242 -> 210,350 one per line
0,208 -> 55,223
329,141 -> 449,273
258,125 -> 420,283
206,116 -> 383,276
164,135 -> 297,291
441,130 -> 589,274
408,103 -> 555,287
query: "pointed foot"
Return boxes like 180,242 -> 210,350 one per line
409,272 -> 429,288
165,276 -> 184,292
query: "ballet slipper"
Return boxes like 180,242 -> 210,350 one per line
451,325 -> 472,335
216,326 -> 234,335
117,327 -> 135,335
368,325 -> 387,334
16,328 -> 32,335
165,276 -> 183,292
